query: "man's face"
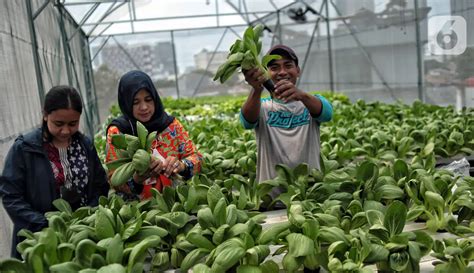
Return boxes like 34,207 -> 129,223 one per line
268,58 -> 300,85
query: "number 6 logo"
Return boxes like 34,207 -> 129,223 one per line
428,16 -> 466,55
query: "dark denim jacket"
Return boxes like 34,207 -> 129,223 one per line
0,128 -> 109,258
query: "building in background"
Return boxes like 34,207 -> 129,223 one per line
300,0 -> 430,103
155,41 -> 175,78
93,41 -> 175,80
335,0 -> 374,15
194,49 -> 228,73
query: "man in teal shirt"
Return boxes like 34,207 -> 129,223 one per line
240,45 -> 333,199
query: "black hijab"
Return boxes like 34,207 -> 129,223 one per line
108,70 -> 174,136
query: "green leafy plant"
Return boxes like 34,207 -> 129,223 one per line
431,238 -> 474,273
366,201 -> 433,273
213,24 -> 281,85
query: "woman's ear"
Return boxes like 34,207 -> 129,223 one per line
43,111 -> 48,122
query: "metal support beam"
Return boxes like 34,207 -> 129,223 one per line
81,36 -> 100,131
225,0 -> 250,24
26,0 -> 45,104
67,3 -> 100,42
58,5 -> 73,85
414,0 -> 425,102
192,27 -> 229,97
86,43 -> 101,129
171,31 -> 180,99
33,0 -> 51,20
229,27 -> 243,39
62,0 -> 126,5
89,23 -> 113,43
215,0 -> 220,27
277,11 -> 282,44
57,4 -> 95,135
248,1 -> 299,25
269,0 -> 278,10
325,0 -> 334,92
91,36 -> 111,62
111,36 -> 141,70
88,18 -> 320,39
270,11 -> 279,45
298,0 -> 326,87
86,1 -> 127,37
242,0 -> 251,24
129,0 -> 136,33
329,0 -> 397,101
66,38 -> 94,136
82,11 -> 275,27
90,23 -> 248,38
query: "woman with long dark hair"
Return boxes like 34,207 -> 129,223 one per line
106,70 -> 202,200
0,86 -> 109,258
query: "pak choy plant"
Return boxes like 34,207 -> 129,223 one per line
0,197 -> 168,273
352,160 -> 405,205
449,176 -> 474,232
405,167 -> 461,233
365,200 -> 433,273
257,163 -> 330,210
180,197 -> 275,273
278,202 -> 329,273
431,238 -> 474,273
131,187 -> 199,271
321,228 -> 376,273
106,121 -> 158,187
213,24 -> 281,91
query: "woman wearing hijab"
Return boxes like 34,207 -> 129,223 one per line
105,70 -> 202,200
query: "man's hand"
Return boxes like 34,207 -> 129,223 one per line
243,68 -> 266,92
274,79 -> 304,103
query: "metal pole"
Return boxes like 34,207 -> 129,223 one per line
26,0 -> 45,104
277,11 -> 282,44
58,4 -> 95,135
215,0 -> 220,26
325,0 -> 334,93
171,30 -> 180,99
111,36 -> 141,70
32,0 -> 51,20
67,3 -> 100,42
82,36 -> 100,130
67,40 -> 95,136
298,1 -> 326,87
414,0 -> 424,102
329,0 -> 397,101
91,36 -> 111,62
130,0 -> 136,33
58,5 -> 73,86
86,1 -> 126,37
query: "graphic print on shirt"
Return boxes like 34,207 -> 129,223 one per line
267,108 -> 310,129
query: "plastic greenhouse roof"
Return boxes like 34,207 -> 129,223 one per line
60,0 -> 302,37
